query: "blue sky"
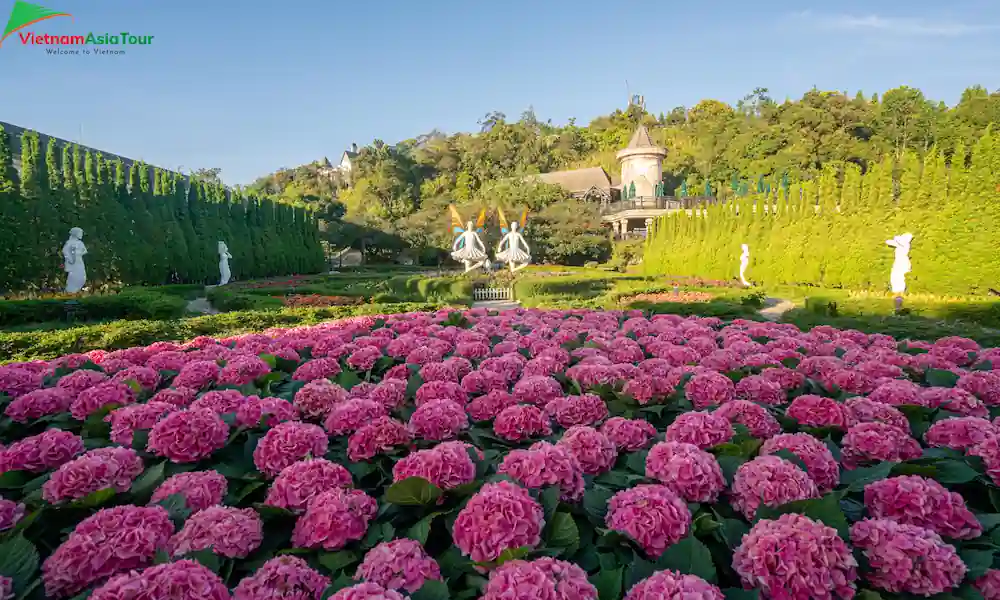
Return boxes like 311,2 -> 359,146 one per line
1,0 -> 998,185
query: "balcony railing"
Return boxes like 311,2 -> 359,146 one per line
600,195 -> 719,215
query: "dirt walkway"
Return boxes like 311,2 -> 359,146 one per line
186,297 -> 219,315
759,297 -> 796,321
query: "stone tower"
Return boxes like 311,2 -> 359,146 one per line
617,124 -> 666,199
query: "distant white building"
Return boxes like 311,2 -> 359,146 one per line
336,143 -> 359,174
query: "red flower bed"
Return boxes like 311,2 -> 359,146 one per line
280,295 -> 365,307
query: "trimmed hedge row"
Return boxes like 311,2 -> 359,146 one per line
0,302 -> 441,362
0,288 -> 188,327
643,130 -> 1000,295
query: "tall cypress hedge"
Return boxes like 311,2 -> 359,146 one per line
644,129 -> 1000,295
0,128 -> 326,293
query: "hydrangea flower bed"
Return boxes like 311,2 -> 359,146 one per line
1,308 -> 1000,599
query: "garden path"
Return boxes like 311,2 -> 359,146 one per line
759,297 -> 796,321
472,300 -> 521,312
186,297 -> 219,315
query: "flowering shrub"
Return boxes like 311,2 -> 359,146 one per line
1,308 -> 1000,600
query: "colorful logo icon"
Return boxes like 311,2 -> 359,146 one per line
1,1 -> 71,47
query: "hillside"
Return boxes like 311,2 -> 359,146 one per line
249,85 -> 1000,264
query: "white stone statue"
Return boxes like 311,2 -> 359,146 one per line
739,244 -> 751,287
449,205 -> 489,273
62,227 -> 87,293
886,233 -> 913,294
496,208 -> 531,273
218,241 -> 232,286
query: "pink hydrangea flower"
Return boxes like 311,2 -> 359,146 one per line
233,555 -> 330,600
467,390 -> 520,421
461,369 -> 508,395
347,346 -> 383,371
452,481 -> 544,562
0,495 -> 25,531
419,361 -> 458,383
356,539 -> 442,593
684,371 -> 736,409
254,422 -> 329,478
734,374 -> 786,405
557,426 -> 617,475
606,484 -> 691,558
841,422 -> 922,469
348,417 -> 412,462
168,505 -> 263,558
106,401 -> 176,446
975,570 -> 1000,600
971,436 -> 1000,485
42,505 -> 174,598
760,366 -> 805,391
545,393 -> 608,428
327,583 -> 406,600
600,417 -> 657,451
760,433 -> 840,492
924,416 -> 995,450
151,470 -> 228,513
292,357 -> 342,382
150,386 -> 198,407
191,389 -> 247,414
868,380 -> 925,406
864,475 -> 982,539
111,365 -> 161,390
42,446 -> 144,503
368,380 -> 407,411
147,409 -> 229,464
392,441 -> 477,490
5,387 -> 73,422
265,458 -> 353,513
624,570 -> 723,600
958,371 -> 1000,405
90,559 -> 231,600
408,398 -> 469,441
499,441 -> 585,501
237,395 -> 298,428
173,360 -> 221,389
785,395 -> 850,429
292,487 -> 378,550
494,404 -> 552,442
71,381 -> 137,420
324,398 -> 387,436
0,428 -> 84,473
483,558 -> 597,600
55,369 -> 108,398
415,380 -> 467,406
216,355 -> 272,387
733,514 -> 857,600
922,386 -> 988,417
714,400 -> 781,438
513,376 -> 564,406
664,411 -> 733,449
294,379 -> 349,419
851,518 -> 966,596
645,441 -> 725,503
845,397 -> 909,431
731,455 -> 819,519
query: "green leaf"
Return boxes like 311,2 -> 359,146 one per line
584,486 -> 614,522
411,580 -> 450,600
129,461 -> 166,501
259,354 -> 278,368
771,449 -> 810,473
0,534 -> 39,594
926,368 -> 960,388
589,567 -> 623,600
856,591 -> 884,600
335,370 -> 362,390
70,487 -> 117,508
625,451 -> 649,474
318,550 -> 358,574
655,535 -> 717,583
717,518 -> 750,549
933,459 -> 980,484
539,485 -> 560,523
715,455 -> 746,486
723,590 -> 760,600
756,492 -> 849,539
840,462 -> 895,492
977,513 -> 1000,532
0,470 -> 32,490
131,428 -> 151,452
547,512 -> 580,549
155,493 -> 192,529
183,549 -> 221,573
253,504 -> 296,521
406,512 -> 444,545
386,477 -> 443,506
960,549 -> 995,579
405,373 -> 424,400
473,546 -> 530,569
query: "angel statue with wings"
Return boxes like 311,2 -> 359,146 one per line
449,205 -> 489,273
496,208 -> 531,272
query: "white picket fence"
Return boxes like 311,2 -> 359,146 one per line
473,287 -> 513,301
